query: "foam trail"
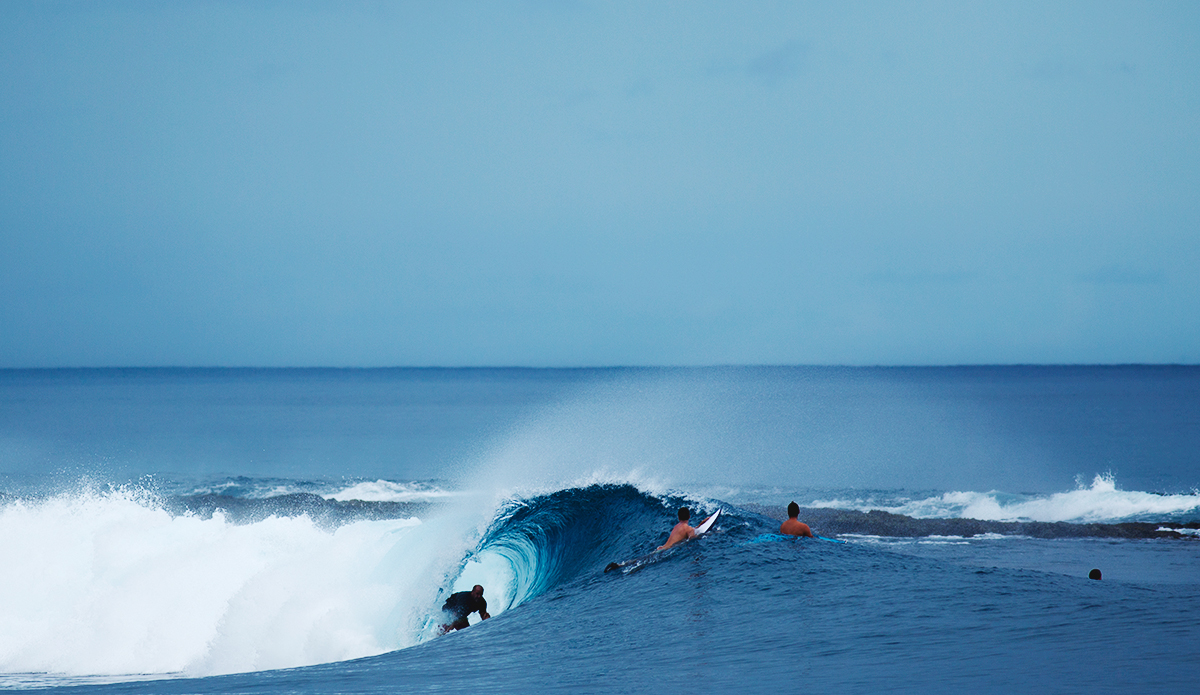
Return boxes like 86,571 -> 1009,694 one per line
0,488 -> 488,678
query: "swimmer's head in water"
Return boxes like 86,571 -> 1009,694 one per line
1088,569 -> 1102,580
678,507 -> 690,522
788,501 -> 800,518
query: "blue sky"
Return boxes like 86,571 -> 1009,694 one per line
2,1 -> 1197,367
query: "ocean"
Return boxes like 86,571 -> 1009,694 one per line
0,366 -> 1197,693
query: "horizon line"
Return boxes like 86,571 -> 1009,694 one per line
2,363 -> 1197,371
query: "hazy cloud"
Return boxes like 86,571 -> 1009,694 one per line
745,39 -> 809,85
865,270 -> 978,286
1076,266 -> 1165,285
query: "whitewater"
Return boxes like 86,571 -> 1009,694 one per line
0,366 -> 1197,693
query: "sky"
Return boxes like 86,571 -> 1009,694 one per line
1,0 -> 1197,367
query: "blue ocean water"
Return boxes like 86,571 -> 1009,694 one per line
1,367 -> 1198,693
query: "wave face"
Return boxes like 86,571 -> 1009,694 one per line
465,484 -> 713,608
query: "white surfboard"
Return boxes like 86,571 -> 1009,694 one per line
694,508 -> 721,535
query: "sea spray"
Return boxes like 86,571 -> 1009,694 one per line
0,488 -> 494,678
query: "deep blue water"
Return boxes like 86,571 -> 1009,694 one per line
1,367 -> 1198,693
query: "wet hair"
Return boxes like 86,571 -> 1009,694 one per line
1088,569 -> 1102,580
788,501 -> 800,518
678,507 -> 690,522
473,584 -> 484,594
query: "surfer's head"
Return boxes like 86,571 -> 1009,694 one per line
472,584 -> 485,596
1088,569 -> 1101,580
678,507 -> 690,522
788,501 -> 800,518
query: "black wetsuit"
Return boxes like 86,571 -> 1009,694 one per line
441,591 -> 487,630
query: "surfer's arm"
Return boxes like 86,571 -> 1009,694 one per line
656,532 -> 680,551
656,525 -> 697,551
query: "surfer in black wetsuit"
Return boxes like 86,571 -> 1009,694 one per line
439,584 -> 491,633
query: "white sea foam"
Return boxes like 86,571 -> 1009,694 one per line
325,480 -> 455,503
0,488 -> 505,679
812,474 -> 1200,523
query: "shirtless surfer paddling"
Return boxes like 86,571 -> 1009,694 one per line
657,507 -> 697,550
604,506 -> 718,573
779,501 -> 815,538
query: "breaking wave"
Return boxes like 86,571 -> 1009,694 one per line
811,474 -> 1200,523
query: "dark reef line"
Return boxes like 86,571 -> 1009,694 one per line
745,505 -> 1200,540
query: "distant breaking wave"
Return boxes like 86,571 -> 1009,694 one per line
171,477 -> 454,504
325,480 -> 455,503
809,474 -> 1200,524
